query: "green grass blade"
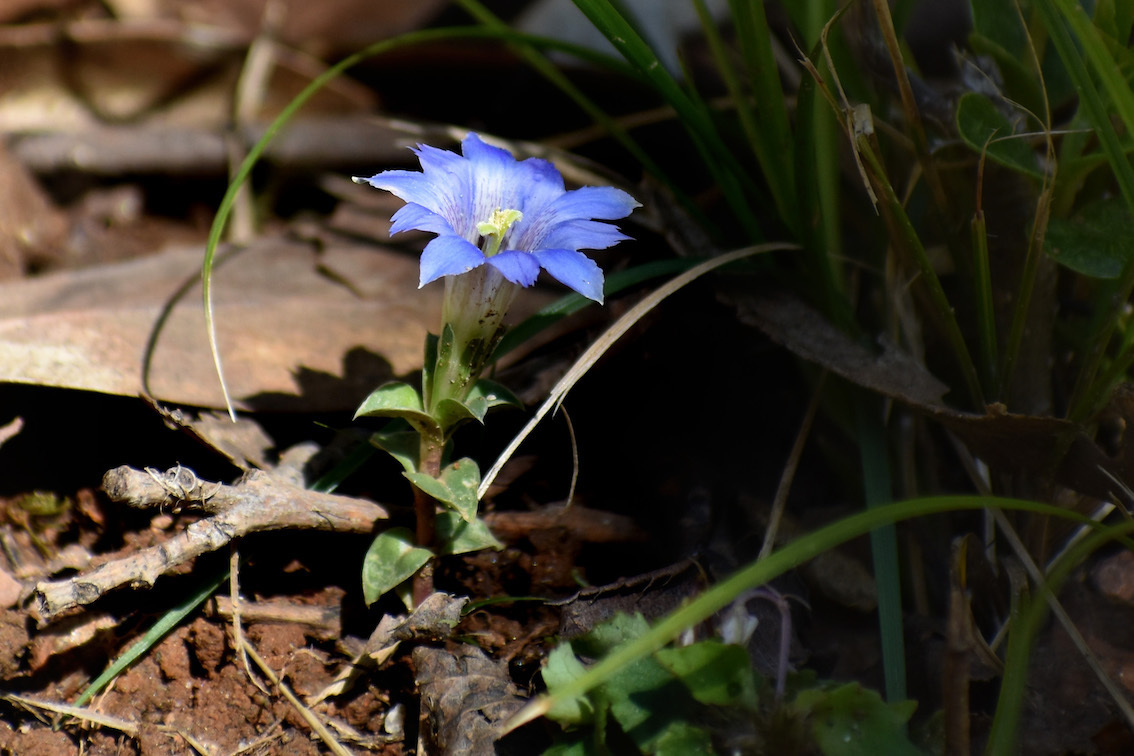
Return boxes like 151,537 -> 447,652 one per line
987,518 -> 1134,753
855,396 -> 906,703
728,0 -> 798,231
505,495 -> 1096,733
570,0 -> 762,240
73,569 -> 228,707
856,133 -> 984,407
1034,0 -> 1134,419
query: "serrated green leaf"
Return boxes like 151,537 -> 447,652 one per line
796,683 -> 919,756
435,511 -> 502,554
405,458 -> 480,521
649,720 -> 715,755
956,92 -> 1041,178
1044,197 -> 1134,279
572,612 -> 652,658
360,528 -> 432,606
354,382 -> 438,436
543,643 -> 596,725
368,430 -> 420,474
655,640 -> 759,710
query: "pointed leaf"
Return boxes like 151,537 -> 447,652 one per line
434,395 -> 487,432
361,528 -> 432,606
467,378 -> 523,411
354,382 -> 438,436
405,457 -> 481,521
436,511 -> 502,554
368,429 -> 420,474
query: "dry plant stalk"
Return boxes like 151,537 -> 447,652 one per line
32,466 -> 388,624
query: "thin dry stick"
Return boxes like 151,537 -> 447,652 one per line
479,243 -> 797,500
230,543 -> 270,696
242,639 -> 355,756
759,370 -> 827,560
2,692 -> 215,753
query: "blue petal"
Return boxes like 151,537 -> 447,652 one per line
359,169 -> 440,210
546,186 -> 640,221
487,250 -> 541,287
534,248 -> 605,303
368,145 -> 475,235
389,203 -> 455,236
419,235 -> 485,286
515,186 -> 638,251
540,219 -> 631,251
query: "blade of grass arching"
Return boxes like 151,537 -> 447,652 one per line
503,495 -> 1098,733
73,569 -> 228,707
856,133 -> 984,407
492,257 -> 697,360
479,243 -> 797,500
570,0 -> 763,240
1034,0 -> 1134,421
313,260 -> 700,496
855,395 -> 906,703
692,0 -> 797,230
203,24 -> 699,418
987,518 -> 1134,754
728,0 -> 798,232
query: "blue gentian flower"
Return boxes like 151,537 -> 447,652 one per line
354,133 -> 639,303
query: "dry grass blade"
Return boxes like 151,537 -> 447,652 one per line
242,639 -> 355,756
990,508 -> 1134,732
479,243 -> 797,499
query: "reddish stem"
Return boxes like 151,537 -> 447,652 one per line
411,437 -> 444,606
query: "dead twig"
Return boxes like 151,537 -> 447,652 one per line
32,466 -> 387,624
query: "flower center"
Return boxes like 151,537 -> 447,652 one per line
476,208 -> 523,258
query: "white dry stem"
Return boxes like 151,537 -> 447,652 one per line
479,243 -> 797,500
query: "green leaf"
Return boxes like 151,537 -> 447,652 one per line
368,429 -> 419,474
435,511 -> 502,554
433,397 -> 483,432
649,721 -> 715,755
955,92 -> 1041,178
573,612 -> 652,658
360,528 -> 432,606
405,457 -> 480,521
795,683 -> 919,756
1044,197 -> 1134,279
432,379 -> 522,434
466,378 -> 522,411
655,640 -> 759,710
542,643 -> 597,725
354,382 -> 438,436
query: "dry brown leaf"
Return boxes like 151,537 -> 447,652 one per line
413,643 -> 529,756
732,286 -> 1134,501
0,236 -> 551,411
